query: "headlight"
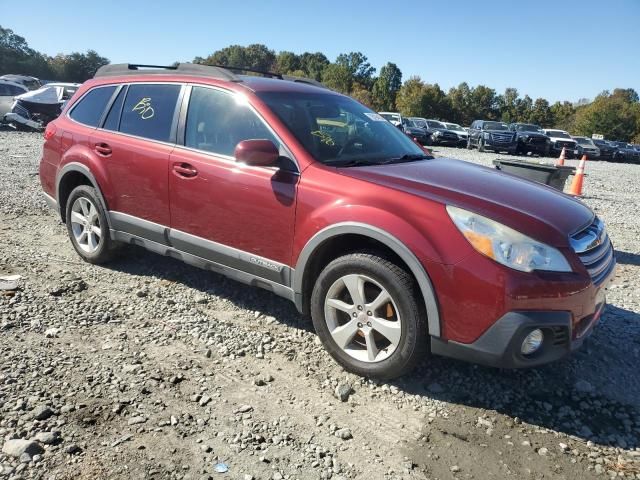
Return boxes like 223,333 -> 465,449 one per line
446,206 -> 572,273
433,131 -> 441,136
483,132 -> 491,139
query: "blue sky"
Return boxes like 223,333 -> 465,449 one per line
3,0 -> 639,102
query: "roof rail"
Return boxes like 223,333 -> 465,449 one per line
94,63 -> 238,81
93,63 -> 329,89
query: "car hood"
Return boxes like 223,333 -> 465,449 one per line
516,131 -> 548,137
338,158 -> 594,246
548,136 -> 576,143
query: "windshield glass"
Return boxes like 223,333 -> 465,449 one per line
483,121 -> 509,131
258,91 -> 430,166
574,137 -> 593,146
379,113 -> 400,123
515,124 -> 542,132
547,130 -> 571,139
427,120 -> 446,129
445,123 -> 464,131
410,118 -> 427,128
405,119 -> 421,128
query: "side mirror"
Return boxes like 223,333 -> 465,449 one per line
234,139 -> 279,167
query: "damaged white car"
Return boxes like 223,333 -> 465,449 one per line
3,82 -> 79,131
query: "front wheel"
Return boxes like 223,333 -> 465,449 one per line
65,185 -> 121,264
467,137 -> 473,150
478,138 -> 485,152
310,253 -> 427,379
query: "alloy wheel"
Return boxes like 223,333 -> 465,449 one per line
70,197 -> 102,253
323,274 -> 402,363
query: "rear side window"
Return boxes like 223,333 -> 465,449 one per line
69,86 -> 117,127
119,84 -> 180,142
184,86 -> 279,156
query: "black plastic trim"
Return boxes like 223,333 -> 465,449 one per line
430,311 -> 576,368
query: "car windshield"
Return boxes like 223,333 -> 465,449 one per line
379,113 -> 400,123
410,118 -> 427,128
258,91 -> 431,166
445,123 -> 464,131
483,122 -> 509,131
547,130 -> 571,139
515,124 -> 542,132
427,120 -> 446,129
574,137 -> 593,146
405,119 -> 421,128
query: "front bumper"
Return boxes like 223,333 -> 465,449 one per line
431,263 -> 615,368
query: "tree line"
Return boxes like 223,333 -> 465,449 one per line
2,26 -> 639,142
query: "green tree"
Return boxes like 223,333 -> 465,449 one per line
199,44 -> 275,71
574,92 -> 640,141
469,85 -> 499,120
516,95 -> 533,123
371,62 -> 402,111
299,52 -> 330,81
421,83 -> 450,120
0,25 -> 52,78
350,82 -> 374,109
529,98 -> 553,126
396,76 -> 426,117
321,64 -> 352,94
48,50 -> 109,82
498,88 -> 520,123
447,82 -> 472,125
549,101 -> 576,131
274,51 -> 300,74
335,51 -> 375,86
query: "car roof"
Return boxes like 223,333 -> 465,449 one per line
92,63 -> 333,96
0,79 -> 28,90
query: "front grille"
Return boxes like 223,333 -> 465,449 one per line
440,132 -> 458,140
556,140 -> 576,149
491,132 -> 514,144
570,218 -> 615,284
550,326 -> 569,346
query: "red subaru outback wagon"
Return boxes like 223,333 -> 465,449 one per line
39,63 -> 616,379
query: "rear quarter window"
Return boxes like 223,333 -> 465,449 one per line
119,84 -> 181,142
69,86 -> 117,127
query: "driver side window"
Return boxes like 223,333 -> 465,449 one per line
185,86 -> 279,157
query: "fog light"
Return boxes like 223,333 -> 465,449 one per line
521,329 -> 544,356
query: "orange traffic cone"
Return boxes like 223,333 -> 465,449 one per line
556,147 -> 566,166
568,155 -> 587,196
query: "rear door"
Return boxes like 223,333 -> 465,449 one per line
168,85 -> 298,278
90,83 -> 182,241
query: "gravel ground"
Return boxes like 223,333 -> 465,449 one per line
0,131 -> 639,480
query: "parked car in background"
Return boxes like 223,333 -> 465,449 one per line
542,129 -> 578,158
0,74 -> 41,91
0,79 -> 28,119
378,111 -> 403,127
572,136 -> 600,159
4,82 -> 80,131
612,141 -> 640,163
509,123 -> 550,156
38,62 -> 615,379
468,120 -> 517,154
592,139 -> 616,160
409,118 -> 461,146
402,118 -> 429,144
442,122 -> 469,147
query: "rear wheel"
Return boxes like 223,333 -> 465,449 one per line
65,185 -> 121,264
310,253 -> 427,379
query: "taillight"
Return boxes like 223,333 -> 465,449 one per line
44,122 -> 57,141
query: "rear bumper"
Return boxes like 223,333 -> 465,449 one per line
431,261 -> 616,368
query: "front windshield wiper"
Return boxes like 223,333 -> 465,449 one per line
380,153 -> 433,164
325,153 -> 432,168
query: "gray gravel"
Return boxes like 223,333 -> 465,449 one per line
1,132 -> 639,479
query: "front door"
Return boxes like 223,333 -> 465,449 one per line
168,85 -> 298,282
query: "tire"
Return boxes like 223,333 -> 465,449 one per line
466,138 -> 473,150
478,138 -> 485,152
310,252 -> 427,379
65,185 -> 121,264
